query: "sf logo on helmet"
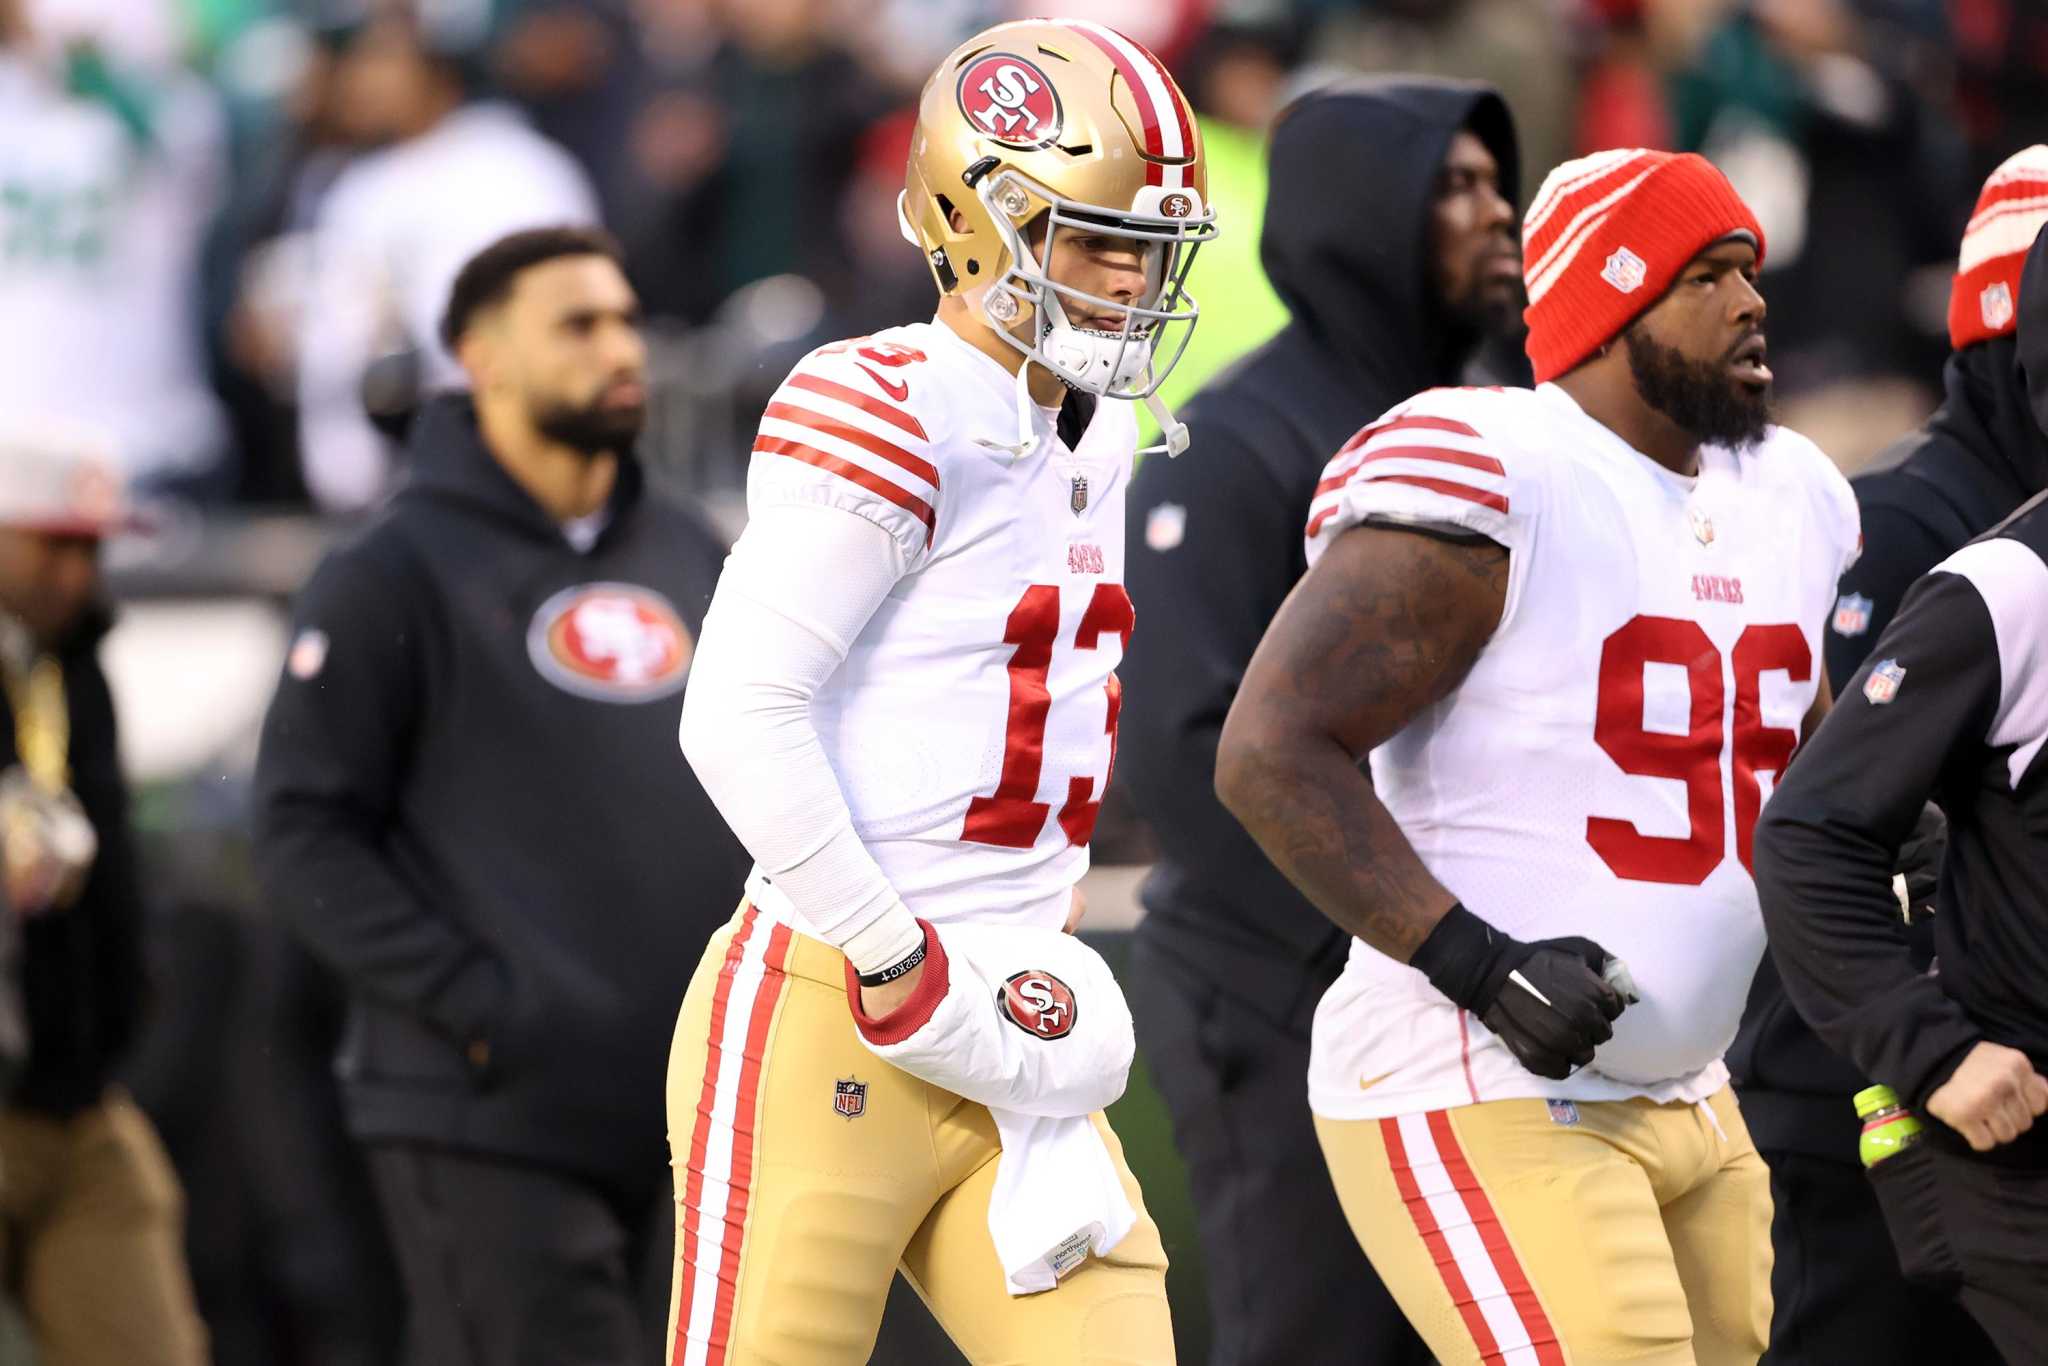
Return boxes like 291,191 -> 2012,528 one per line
997,970 -> 1078,1040
957,54 -> 1061,148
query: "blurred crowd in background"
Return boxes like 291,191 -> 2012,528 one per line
5,0 -> 2048,1362
5,0 -> 2047,516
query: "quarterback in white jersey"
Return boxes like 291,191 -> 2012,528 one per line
1220,150 -> 1856,1366
667,19 -> 1213,1365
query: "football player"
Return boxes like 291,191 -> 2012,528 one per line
667,19 -> 1213,1365
1216,149 -> 1860,1365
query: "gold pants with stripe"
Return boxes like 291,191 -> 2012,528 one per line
1316,1087 -> 1771,1366
663,903 -> 1173,1366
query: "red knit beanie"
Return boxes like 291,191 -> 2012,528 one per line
1522,149 -> 1766,384
1949,145 -> 2048,351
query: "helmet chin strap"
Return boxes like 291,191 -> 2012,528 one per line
1142,389 -> 1191,457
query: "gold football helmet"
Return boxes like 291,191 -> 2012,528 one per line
899,18 -> 1216,452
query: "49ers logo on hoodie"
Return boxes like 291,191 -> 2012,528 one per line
997,970 -> 1078,1040
527,583 -> 692,702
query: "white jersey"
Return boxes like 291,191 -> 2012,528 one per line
741,321 -> 1134,935
1302,383 -> 1860,1120
0,54 -> 226,483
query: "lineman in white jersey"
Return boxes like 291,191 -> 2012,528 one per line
667,19 -> 1214,1365
1219,150 -> 1859,1366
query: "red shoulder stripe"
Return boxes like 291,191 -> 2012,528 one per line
785,373 -> 928,440
753,436 -> 936,547
763,402 -> 939,488
1316,445 -> 1506,498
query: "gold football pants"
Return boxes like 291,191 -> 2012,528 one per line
664,902 -> 1173,1365
1316,1087 -> 1771,1365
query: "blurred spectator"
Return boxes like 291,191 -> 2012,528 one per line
0,422 -> 208,1366
1949,0 -> 2048,190
1657,0 -> 1963,427
1120,78 -> 1520,1366
616,0 -> 894,325
255,228 -> 749,1365
1310,0 -> 1573,199
0,0 -> 230,498
295,3 -> 597,510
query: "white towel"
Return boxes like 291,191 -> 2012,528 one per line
988,1109 -> 1138,1295
844,919 -> 1139,1294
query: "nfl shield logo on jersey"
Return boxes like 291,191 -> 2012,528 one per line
1864,658 -> 1907,705
1547,1099 -> 1582,1126
833,1077 -> 867,1120
1832,592 -> 1873,637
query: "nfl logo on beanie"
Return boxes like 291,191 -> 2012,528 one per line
1521,149 -> 1766,384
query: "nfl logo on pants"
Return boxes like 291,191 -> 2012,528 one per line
834,1077 -> 867,1120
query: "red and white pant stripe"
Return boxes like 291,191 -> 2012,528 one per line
1380,1110 -> 1565,1366
672,906 -> 794,1366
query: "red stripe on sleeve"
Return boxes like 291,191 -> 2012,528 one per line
762,401 -> 939,488
785,372 -> 927,440
1362,473 -> 1510,515
1315,446 -> 1507,498
753,436 -> 937,547
1426,1111 -> 1567,1366
1381,1116 -> 1505,1364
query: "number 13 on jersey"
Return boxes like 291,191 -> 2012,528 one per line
962,584 -> 1134,851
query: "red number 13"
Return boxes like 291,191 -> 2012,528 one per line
1589,615 -> 1810,883
962,584 -> 1133,850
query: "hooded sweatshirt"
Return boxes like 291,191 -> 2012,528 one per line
1119,78 -> 1519,1027
254,397 -> 749,1191
1730,231 -> 2048,1158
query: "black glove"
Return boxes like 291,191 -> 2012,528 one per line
1409,903 -> 1635,1080
1894,802 -> 1946,922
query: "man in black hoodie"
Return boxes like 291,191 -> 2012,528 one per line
1729,149 -> 2048,1365
1118,78 -> 1520,1366
254,227 -> 750,1366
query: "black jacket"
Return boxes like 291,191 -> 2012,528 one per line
3,610 -> 144,1115
1119,79 -> 1519,1028
1756,489 -> 2048,1169
253,397 -> 749,1191
1731,243 -> 2048,1159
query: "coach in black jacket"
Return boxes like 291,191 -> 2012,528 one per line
254,228 -> 748,1366
1119,79 -> 1521,1366
1730,152 -> 2048,1366
1753,228 -> 2048,1350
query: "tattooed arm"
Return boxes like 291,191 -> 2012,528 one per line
1214,524 -> 1507,962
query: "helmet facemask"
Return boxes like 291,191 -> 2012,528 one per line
972,169 -> 1214,408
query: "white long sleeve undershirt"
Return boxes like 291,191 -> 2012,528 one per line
678,502 -> 924,969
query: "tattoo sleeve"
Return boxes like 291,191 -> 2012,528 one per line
1214,524 -> 1509,961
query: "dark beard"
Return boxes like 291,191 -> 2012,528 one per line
533,393 -> 644,456
1623,325 -> 1771,450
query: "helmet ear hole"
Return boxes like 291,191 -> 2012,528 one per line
966,260 -> 979,275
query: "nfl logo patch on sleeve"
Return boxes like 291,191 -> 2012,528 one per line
1863,658 -> 1906,705
1832,592 -> 1872,637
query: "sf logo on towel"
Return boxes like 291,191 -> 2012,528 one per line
998,971 -> 1077,1040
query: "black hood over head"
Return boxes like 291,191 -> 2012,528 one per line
1260,76 -> 1519,401
2019,221 -> 2048,474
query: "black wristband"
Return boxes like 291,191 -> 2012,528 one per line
1407,902 -> 1509,1013
856,936 -> 927,989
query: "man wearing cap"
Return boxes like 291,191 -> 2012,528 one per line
0,427 -> 208,1365
1728,148 -> 2048,1366
1217,148 -> 1860,1364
